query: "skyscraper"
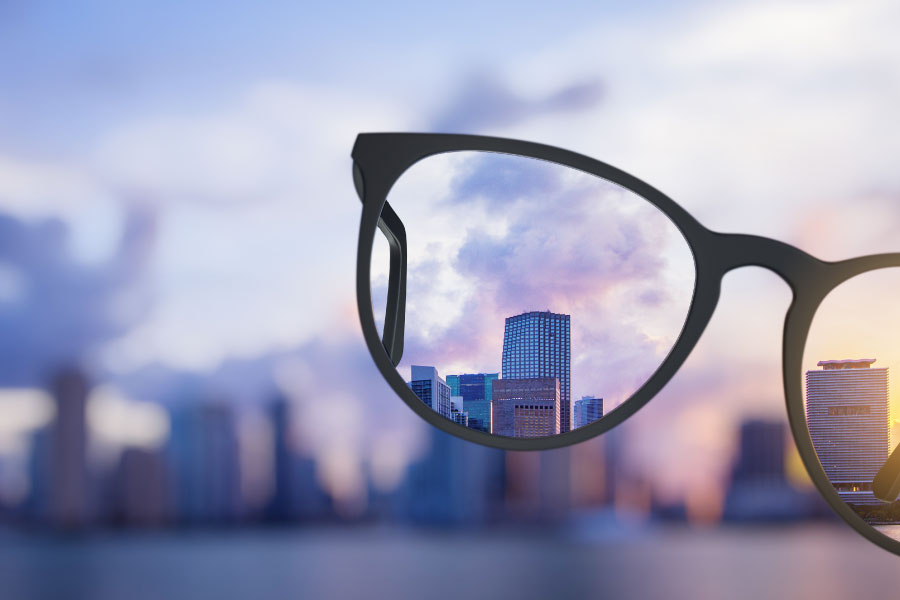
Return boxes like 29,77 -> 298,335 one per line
721,419 -> 809,522
450,396 -> 469,427
502,311 -> 571,432
48,367 -> 89,529
409,366 -> 451,419
491,377 -> 561,438
445,373 -> 499,432
573,396 -> 603,429
806,359 -> 890,506
168,401 -> 242,523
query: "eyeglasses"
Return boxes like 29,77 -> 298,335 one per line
352,132 -> 900,555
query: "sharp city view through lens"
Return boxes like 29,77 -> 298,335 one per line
803,269 -> 900,543
372,152 -> 696,438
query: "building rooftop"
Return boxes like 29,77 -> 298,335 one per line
816,359 -> 877,370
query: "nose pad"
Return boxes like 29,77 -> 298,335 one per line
353,162 -> 365,202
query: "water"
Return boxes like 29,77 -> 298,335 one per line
874,524 -> 900,542
0,525 -> 897,600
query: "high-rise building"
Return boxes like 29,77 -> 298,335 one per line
168,401 -> 242,523
502,311 -> 571,432
446,375 -> 460,397
450,396 -> 468,427
491,377 -> 560,438
731,420 -> 786,484
48,367 -> 89,529
409,366 -> 451,419
445,373 -> 499,432
806,359 -> 890,506
113,447 -> 168,527
573,396 -> 603,429
265,395 -> 329,522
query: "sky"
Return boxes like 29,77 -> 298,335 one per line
380,151 -> 696,414
1,0 -> 900,507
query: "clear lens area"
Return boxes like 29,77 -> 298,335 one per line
803,268 -> 900,542
371,152 -> 695,438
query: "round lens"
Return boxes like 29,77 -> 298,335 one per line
803,267 -> 900,545
371,152 -> 696,439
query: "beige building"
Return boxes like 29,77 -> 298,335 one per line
491,377 -> 560,438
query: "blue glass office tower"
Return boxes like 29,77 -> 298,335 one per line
409,365 -> 452,419
445,373 -> 499,432
573,396 -> 603,429
502,311 -> 572,432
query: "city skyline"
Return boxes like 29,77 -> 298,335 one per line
406,309 -> 606,439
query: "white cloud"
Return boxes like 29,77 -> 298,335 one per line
0,389 -> 55,455
87,384 -> 170,452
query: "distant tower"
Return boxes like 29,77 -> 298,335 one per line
48,367 -> 89,529
267,395 -> 295,521
409,366 -> 451,419
502,311 -> 571,432
806,359 -> 890,506
114,447 -> 168,527
169,401 -> 242,523
731,420 -> 786,484
573,396 -> 603,429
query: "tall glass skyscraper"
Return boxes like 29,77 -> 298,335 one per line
806,359 -> 890,506
445,373 -> 499,432
502,311 -> 572,432
409,365 -> 452,419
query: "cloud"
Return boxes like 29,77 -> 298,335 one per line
0,208 -> 156,386
393,152 -> 695,408
430,71 -> 604,133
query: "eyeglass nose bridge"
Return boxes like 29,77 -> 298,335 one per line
702,232 -> 831,295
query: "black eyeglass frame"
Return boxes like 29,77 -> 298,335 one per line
352,132 -> 900,554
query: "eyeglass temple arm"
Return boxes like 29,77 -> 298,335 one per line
873,443 -> 900,502
374,201 -> 407,367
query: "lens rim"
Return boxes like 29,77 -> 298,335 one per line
786,261 -> 900,555
354,133 -> 717,450
352,133 -> 900,468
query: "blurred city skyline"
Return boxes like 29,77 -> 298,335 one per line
1,0 -> 900,528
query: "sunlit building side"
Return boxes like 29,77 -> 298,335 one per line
806,359 -> 890,506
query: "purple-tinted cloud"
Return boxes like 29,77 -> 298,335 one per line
0,208 -> 156,386
448,152 -> 563,208
431,71 -> 604,133
395,153 -> 694,409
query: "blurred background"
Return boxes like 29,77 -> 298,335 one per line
2,1 -> 900,598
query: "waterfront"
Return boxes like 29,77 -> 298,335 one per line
875,524 -> 900,542
0,525 -> 898,600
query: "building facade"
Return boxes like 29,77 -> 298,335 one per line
806,359 -> 890,506
573,396 -> 603,429
450,396 -> 469,427
445,373 -> 499,432
491,377 -> 560,438
409,365 -> 452,419
501,311 -> 571,432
